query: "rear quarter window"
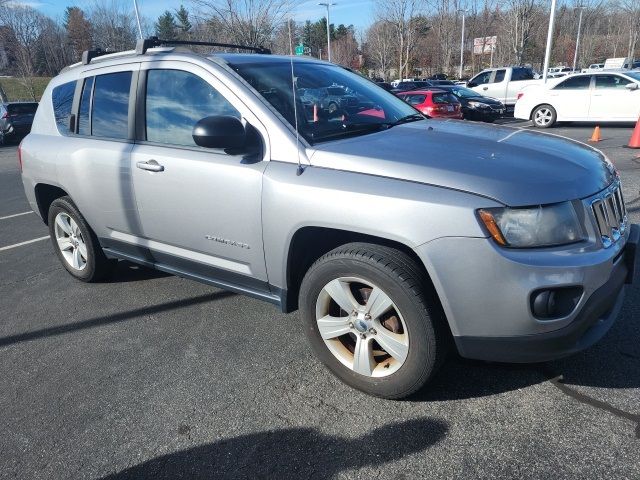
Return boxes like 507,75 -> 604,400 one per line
432,93 -> 457,104
52,81 -> 76,135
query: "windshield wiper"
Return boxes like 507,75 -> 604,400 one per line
389,113 -> 426,126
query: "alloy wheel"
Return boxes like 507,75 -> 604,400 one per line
534,107 -> 553,126
54,212 -> 88,271
315,277 -> 409,377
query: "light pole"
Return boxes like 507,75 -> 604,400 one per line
458,9 -> 468,79
318,2 -> 336,62
542,0 -> 558,84
572,2 -> 584,72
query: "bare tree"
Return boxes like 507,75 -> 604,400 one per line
0,4 -> 44,99
88,0 -> 137,51
191,0 -> 294,47
364,20 -> 396,79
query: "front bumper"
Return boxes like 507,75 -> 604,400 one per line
415,224 -> 638,363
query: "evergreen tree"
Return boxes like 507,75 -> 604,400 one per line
174,5 -> 192,39
155,11 -> 177,40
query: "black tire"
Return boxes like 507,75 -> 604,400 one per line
48,196 -> 115,282
531,104 -> 557,128
299,242 -> 448,399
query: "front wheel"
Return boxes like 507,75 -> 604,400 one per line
531,104 -> 557,128
299,243 -> 447,399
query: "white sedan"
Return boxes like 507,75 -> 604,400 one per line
514,70 -> 640,128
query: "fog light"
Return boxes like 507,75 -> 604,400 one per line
530,287 -> 583,319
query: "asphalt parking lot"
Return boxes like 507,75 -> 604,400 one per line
1,121 -> 640,479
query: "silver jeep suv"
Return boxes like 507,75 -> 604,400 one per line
19,38 -> 638,399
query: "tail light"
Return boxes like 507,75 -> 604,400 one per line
516,92 -> 524,100
17,141 -> 23,173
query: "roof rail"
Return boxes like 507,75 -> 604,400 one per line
82,48 -> 110,65
135,36 -> 271,55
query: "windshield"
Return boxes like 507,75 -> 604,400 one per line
229,60 -> 420,144
450,87 -> 482,98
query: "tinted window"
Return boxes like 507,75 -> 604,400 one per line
595,75 -> 630,89
511,68 -> 534,81
471,71 -> 491,85
8,103 -> 38,115
92,72 -> 132,139
52,82 -> 75,135
402,94 -> 426,105
78,77 -> 93,135
493,70 -> 506,83
145,69 -> 239,147
554,76 -> 591,89
432,93 -> 458,104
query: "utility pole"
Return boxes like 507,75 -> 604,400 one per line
542,0 -> 558,84
572,2 -> 584,72
458,9 -> 468,79
318,3 -> 336,62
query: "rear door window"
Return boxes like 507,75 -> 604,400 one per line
432,93 -> 457,104
52,81 -> 76,135
554,76 -> 591,89
595,75 -> 630,89
492,69 -> 506,83
7,103 -> 38,115
91,71 -> 132,139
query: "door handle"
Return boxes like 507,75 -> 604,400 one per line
136,159 -> 164,172
482,87 -> 488,90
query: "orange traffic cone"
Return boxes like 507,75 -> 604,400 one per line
589,125 -> 602,142
628,116 -> 640,149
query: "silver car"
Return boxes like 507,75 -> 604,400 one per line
19,40 -> 639,399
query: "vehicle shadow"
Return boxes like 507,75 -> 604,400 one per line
101,418 -> 449,480
106,260 -> 171,283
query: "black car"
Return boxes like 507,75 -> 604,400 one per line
375,81 -> 394,92
0,102 -> 38,144
430,86 -> 505,122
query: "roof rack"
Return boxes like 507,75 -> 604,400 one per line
135,36 -> 271,55
82,48 -> 110,65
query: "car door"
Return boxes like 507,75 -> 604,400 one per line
129,62 -> 270,291
58,64 -> 141,242
467,70 -> 492,96
548,75 -> 592,120
477,69 -> 507,103
589,74 -> 640,121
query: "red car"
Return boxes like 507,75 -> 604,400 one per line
397,89 -> 462,119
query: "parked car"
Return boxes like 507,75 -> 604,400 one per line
429,73 -> 447,80
396,89 -> 462,119
391,80 -> 433,93
375,81 -> 393,92
1,102 -> 38,144
427,80 -> 455,86
514,70 -> 640,127
431,86 -> 505,122
467,66 -> 541,107
20,39 -> 638,399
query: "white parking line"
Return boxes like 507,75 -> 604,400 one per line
0,236 -> 49,252
0,211 -> 33,220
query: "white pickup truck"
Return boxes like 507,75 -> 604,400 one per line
467,67 -> 542,107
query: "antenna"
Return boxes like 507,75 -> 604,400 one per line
288,18 -> 304,176
133,0 -> 143,40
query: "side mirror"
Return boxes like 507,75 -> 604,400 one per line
467,81 -> 477,88
625,83 -> 639,91
192,115 -> 248,150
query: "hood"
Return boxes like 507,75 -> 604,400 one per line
464,96 -> 503,105
308,120 -> 615,206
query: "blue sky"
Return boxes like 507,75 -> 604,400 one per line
26,0 -> 375,31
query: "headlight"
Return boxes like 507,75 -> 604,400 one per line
468,101 -> 489,109
478,202 -> 584,248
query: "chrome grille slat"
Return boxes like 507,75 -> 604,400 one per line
590,183 -> 626,248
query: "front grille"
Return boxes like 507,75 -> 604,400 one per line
591,183 -> 627,248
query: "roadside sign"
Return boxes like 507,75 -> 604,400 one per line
473,36 -> 497,55
295,44 -> 305,55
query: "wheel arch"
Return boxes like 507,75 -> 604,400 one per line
34,183 -> 70,225
530,102 -> 556,120
283,226 -> 440,315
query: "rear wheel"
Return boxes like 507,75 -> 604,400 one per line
299,243 -> 447,399
531,104 -> 557,128
48,196 -> 115,282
